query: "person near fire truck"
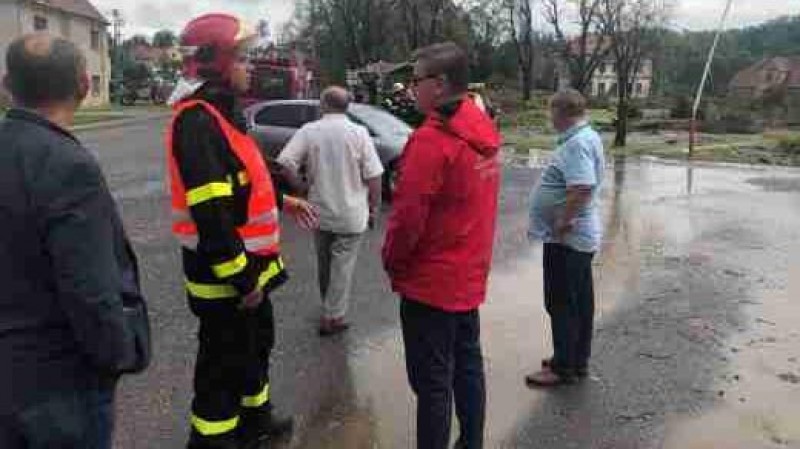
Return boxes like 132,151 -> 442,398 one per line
166,13 -> 318,449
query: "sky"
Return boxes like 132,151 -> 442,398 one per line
90,0 -> 800,38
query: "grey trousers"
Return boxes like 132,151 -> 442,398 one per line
315,231 -> 364,320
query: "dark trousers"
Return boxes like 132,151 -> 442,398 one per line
543,243 -> 596,375
400,299 -> 486,449
190,299 -> 275,441
0,388 -> 115,449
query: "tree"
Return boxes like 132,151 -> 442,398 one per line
124,35 -> 150,49
600,0 -> 670,147
466,0 -> 507,81
395,0 -> 450,50
506,0 -> 535,101
287,0 -> 470,85
543,0 -> 609,95
153,30 -> 177,49
122,61 -> 151,87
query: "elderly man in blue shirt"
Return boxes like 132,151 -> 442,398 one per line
526,89 -> 606,387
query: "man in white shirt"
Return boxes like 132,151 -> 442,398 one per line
278,86 -> 384,336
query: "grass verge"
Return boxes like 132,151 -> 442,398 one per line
502,128 -> 800,166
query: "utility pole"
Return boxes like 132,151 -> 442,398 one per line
689,0 -> 734,158
111,9 -> 125,102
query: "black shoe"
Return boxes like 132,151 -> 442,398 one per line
239,405 -> 295,446
186,431 -> 239,449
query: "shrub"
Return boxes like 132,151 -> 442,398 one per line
0,89 -> 10,111
703,110 -> 762,134
776,134 -> 800,155
671,96 -> 692,119
589,96 -> 612,110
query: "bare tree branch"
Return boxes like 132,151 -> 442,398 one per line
600,0 -> 670,146
544,0 -> 610,94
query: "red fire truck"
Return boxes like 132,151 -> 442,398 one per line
243,45 -> 317,106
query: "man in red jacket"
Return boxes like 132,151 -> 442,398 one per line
383,42 -> 501,449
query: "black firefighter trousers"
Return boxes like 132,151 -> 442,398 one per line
189,298 -> 275,443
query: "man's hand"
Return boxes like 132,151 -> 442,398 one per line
368,210 -> 378,230
283,195 -> 319,230
555,216 -> 575,242
240,288 -> 264,310
557,186 -> 592,242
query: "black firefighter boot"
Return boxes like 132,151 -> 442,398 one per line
238,404 -> 295,448
186,431 -> 240,449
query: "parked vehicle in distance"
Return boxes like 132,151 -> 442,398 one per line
244,99 -> 412,200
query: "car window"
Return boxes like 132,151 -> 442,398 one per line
349,105 -> 412,138
255,104 -> 313,128
305,105 -> 322,122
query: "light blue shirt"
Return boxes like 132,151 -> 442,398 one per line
528,122 -> 605,253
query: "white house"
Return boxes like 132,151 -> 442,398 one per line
589,58 -> 653,99
555,35 -> 654,99
0,0 -> 110,107
557,57 -> 653,99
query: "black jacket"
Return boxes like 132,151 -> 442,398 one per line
171,85 -> 287,311
0,109 -> 132,411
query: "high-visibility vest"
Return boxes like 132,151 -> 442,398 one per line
166,99 -> 280,257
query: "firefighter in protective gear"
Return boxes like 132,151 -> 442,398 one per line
167,13 -> 318,449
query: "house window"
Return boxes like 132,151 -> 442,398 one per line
34,15 -> 48,31
60,15 -> 71,37
91,30 -> 100,51
92,75 -> 101,97
635,83 -> 643,95
598,83 -> 606,95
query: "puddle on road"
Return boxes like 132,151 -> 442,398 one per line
747,176 -> 800,193
665,261 -> 800,449
287,159 -> 800,448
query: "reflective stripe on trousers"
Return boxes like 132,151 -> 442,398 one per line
241,382 -> 269,408
190,414 -> 240,437
190,382 -> 271,436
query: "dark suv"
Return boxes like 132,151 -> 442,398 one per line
244,100 -> 412,199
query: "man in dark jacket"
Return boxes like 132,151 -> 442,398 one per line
0,34 -> 138,448
383,42 -> 501,449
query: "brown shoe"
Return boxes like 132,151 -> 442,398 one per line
542,358 -> 589,378
525,369 -> 577,388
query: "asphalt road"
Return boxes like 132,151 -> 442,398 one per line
76,119 -> 800,449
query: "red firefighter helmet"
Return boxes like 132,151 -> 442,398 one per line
179,13 -> 256,80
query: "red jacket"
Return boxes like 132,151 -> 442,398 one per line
382,97 -> 501,312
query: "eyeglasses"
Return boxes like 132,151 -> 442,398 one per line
410,73 -> 441,87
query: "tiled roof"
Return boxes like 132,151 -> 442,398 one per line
730,57 -> 800,89
29,0 -> 108,24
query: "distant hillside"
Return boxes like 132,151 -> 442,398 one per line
657,15 -> 800,97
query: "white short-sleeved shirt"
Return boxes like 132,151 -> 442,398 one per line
278,114 -> 384,234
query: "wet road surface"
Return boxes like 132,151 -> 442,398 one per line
77,121 -> 800,448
